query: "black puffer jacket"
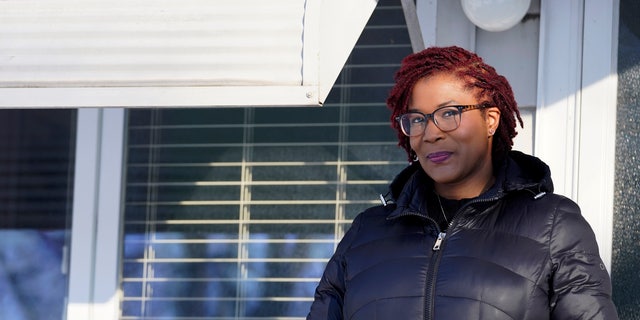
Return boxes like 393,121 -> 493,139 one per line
307,151 -> 618,320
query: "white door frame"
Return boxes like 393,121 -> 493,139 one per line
536,0 -> 618,270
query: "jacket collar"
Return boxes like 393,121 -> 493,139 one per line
385,150 -> 554,219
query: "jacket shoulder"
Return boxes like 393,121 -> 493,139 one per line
501,191 -> 579,224
347,204 -> 428,246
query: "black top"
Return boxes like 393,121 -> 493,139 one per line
428,190 -> 467,231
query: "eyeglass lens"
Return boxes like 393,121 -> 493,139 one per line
399,107 -> 462,136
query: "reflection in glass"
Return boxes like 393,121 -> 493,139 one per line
0,109 -> 76,320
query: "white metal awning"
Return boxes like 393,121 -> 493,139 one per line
0,0 -> 378,107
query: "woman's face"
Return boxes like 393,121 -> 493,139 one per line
408,73 -> 500,199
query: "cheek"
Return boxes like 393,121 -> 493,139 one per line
409,136 -> 421,152
459,128 -> 482,143
457,117 -> 488,142
458,128 -> 491,156
442,121 -> 486,153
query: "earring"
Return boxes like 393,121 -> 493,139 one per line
488,129 -> 495,136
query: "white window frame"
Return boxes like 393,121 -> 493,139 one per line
67,109 -> 126,320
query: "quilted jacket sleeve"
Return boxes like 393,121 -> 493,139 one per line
548,197 -> 619,319
306,213 -> 363,320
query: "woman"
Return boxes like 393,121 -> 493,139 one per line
307,46 -> 618,319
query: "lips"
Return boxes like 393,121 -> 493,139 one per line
426,151 -> 452,164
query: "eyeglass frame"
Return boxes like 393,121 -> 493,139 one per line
395,104 -> 487,137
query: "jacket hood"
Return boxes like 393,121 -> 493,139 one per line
385,150 -> 554,207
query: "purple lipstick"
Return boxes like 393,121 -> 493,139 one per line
427,151 -> 452,164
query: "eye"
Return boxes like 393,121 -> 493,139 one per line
439,108 -> 460,119
406,114 -> 425,124
411,116 -> 425,124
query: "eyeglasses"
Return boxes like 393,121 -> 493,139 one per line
395,104 -> 486,137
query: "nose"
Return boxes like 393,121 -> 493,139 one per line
421,118 -> 443,142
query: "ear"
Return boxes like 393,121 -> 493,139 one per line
485,107 -> 500,136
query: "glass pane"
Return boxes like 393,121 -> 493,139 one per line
0,109 -> 76,320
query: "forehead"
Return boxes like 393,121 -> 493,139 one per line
410,73 -> 475,107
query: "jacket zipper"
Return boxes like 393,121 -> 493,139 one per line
423,194 -> 502,320
390,195 -> 506,320
391,210 -> 448,320
388,179 -> 544,319
432,232 -> 446,250
424,231 -> 445,320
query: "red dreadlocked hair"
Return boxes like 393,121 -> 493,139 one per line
386,46 -> 524,163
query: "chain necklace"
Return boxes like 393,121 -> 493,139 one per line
435,193 -> 449,225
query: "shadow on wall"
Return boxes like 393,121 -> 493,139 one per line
612,0 -> 640,318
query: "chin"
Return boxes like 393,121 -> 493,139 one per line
430,170 -> 465,187
422,166 -> 456,184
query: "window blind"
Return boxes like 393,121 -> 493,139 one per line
119,0 -> 412,318
0,110 -> 76,229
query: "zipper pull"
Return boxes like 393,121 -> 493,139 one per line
433,232 -> 446,251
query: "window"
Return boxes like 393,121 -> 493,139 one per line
0,109 -> 76,320
119,0 -> 411,318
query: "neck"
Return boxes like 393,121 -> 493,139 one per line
435,174 -> 495,200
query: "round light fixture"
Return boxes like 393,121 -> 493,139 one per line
461,0 -> 531,32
